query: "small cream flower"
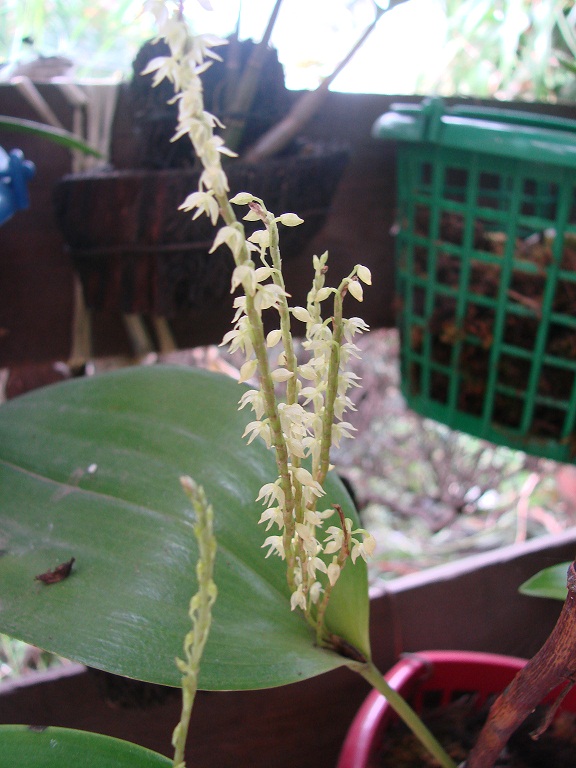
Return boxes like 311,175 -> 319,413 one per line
266,329 -> 282,348
229,192 -> 255,205
324,527 -> 344,555
248,229 -> 270,249
141,55 -> 181,88
253,283 -> 286,314
179,190 -> 219,225
242,419 -> 272,448
327,560 -> 341,586
256,481 -> 286,508
305,508 -> 335,526
290,585 -> 306,611
295,523 -> 321,557
271,368 -> 294,383
342,316 -> 370,342
305,556 -> 327,579
331,421 -> 357,447
238,389 -> 266,420
351,532 -> 377,563
292,468 -> 324,497
309,581 -> 323,604
231,264 -> 257,295
258,507 -> 284,531
262,535 -> 285,559
292,306 -> 314,324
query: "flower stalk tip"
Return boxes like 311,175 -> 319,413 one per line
172,476 -> 217,767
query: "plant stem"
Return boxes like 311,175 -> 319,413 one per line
263,209 -> 305,537
317,287 -> 343,485
216,191 -> 297,572
265,209 -> 298,405
358,661 -> 458,768
315,505 -> 350,647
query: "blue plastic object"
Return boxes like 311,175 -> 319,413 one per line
0,146 -> 36,226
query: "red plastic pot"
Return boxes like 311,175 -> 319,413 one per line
337,650 -> 576,768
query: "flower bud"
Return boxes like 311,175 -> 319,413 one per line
356,265 -> 372,285
278,213 -> 304,227
347,279 -> 364,302
229,192 -> 254,205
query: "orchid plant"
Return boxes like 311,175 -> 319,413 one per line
2,2 -> 572,768
0,1 -> 460,766
4,1 -> 574,767
24,0 -> 576,766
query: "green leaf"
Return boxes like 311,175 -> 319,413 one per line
0,116 -> 102,156
0,366 -> 370,690
0,726 -> 171,768
519,562 -> 570,601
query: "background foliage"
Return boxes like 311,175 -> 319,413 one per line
1,0 -> 574,100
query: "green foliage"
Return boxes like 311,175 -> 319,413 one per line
418,0 -> 576,101
0,726 -> 171,768
519,562 -> 570,601
0,0 -> 154,78
2,0 -> 574,100
0,365 -> 369,690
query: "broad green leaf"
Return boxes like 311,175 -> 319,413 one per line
0,726 -> 171,768
0,366 -> 370,690
519,562 -> 570,602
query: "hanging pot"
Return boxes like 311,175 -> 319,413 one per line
54,145 -> 349,317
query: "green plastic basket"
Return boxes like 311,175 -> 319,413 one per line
374,98 -> 576,462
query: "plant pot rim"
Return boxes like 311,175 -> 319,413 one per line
339,647 -> 576,768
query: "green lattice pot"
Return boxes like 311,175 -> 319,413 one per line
375,98 -> 576,463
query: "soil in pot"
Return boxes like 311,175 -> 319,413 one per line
378,695 -> 576,767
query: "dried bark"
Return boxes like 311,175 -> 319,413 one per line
465,561 -> 576,767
